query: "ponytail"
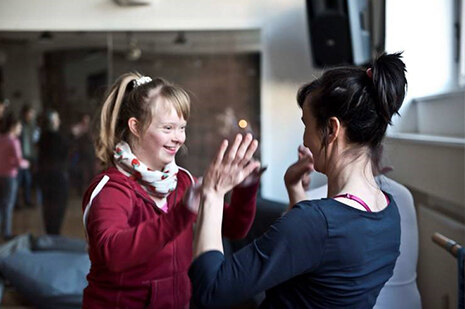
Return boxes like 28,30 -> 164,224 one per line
96,73 -> 142,168
371,52 -> 407,124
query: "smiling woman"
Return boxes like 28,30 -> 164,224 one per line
129,99 -> 187,172
81,72 -> 261,308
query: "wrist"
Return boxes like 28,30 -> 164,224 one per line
201,187 -> 225,203
285,182 -> 302,193
286,185 -> 307,202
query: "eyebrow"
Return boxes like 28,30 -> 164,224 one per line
159,121 -> 187,125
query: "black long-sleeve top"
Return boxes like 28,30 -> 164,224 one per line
38,130 -> 69,172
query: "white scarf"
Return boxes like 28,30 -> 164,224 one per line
114,141 -> 179,211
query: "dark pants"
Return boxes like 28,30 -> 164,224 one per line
17,168 -> 33,205
0,176 -> 18,237
39,170 -> 69,235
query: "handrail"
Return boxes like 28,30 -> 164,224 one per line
432,232 -> 464,259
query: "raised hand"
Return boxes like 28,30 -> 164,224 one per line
284,145 -> 314,190
202,133 -> 261,196
284,145 -> 314,208
193,134 -> 260,258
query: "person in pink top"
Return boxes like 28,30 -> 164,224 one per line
0,112 -> 29,240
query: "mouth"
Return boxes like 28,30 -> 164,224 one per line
163,145 -> 178,154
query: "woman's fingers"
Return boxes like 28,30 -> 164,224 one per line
224,134 -> 243,165
206,134 -> 260,194
243,160 -> 261,179
217,134 -> 258,168
242,138 -> 258,164
298,145 -> 313,159
301,172 -> 311,191
213,139 -> 229,168
233,133 -> 253,165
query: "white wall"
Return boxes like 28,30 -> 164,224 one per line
385,0 -> 462,133
0,0 -> 462,204
383,0 -> 464,205
0,0 -> 317,203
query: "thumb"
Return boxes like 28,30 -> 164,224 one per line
295,155 -> 313,173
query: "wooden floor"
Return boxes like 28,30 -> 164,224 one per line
10,192 -> 85,240
1,191 -> 85,308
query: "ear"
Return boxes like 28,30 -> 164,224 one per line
327,117 -> 341,144
128,117 -> 140,138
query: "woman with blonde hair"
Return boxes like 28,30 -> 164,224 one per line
82,73 -> 260,308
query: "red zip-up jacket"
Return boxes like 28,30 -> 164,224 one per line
82,167 -> 258,308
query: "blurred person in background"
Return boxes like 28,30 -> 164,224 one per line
38,109 -> 70,235
70,112 -> 96,195
0,112 -> 29,240
18,104 -> 40,208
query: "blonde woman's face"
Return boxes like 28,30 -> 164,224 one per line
134,100 -> 186,171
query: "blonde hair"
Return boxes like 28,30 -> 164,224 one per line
96,72 -> 190,168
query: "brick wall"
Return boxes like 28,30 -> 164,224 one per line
114,53 -> 261,176
43,51 -> 261,176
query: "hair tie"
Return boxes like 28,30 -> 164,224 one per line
366,68 -> 373,79
133,76 -> 152,88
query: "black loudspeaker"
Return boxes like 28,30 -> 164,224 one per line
306,0 -> 371,68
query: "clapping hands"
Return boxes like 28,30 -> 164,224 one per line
183,134 -> 261,214
203,133 -> 261,196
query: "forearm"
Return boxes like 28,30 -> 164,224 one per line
193,191 -> 225,259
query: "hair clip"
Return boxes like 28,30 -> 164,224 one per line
134,76 -> 152,87
366,68 -> 373,79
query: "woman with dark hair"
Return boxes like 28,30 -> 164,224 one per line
190,53 -> 408,308
0,112 -> 29,240
38,110 -> 70,235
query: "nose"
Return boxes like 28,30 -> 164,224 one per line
172,128 -> 185,144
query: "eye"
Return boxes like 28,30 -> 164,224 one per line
180,125 -> 186,131
163,125 -> 173,130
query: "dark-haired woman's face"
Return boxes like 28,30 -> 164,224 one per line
302,98 -> 324,173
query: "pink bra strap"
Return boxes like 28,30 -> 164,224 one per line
383,192 -> 390,205
333,193 -> 372,212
